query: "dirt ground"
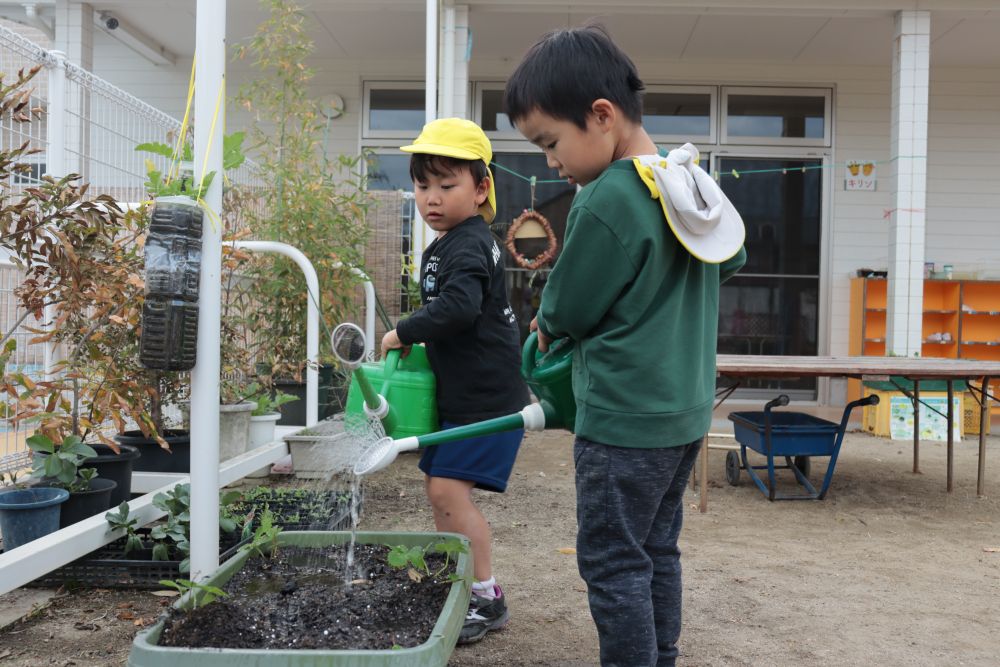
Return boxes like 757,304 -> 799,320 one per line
1,426 -> 998,666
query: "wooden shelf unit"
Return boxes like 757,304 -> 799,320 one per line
849,277 -> 1000,409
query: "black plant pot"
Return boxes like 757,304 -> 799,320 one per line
275,364 -> 347,426
83,443 -> 140,507
116,430 -> 190,473
38,477 -> 118,528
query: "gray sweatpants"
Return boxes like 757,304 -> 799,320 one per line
574,437 -> 703,667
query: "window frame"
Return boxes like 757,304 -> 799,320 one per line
473,81 -> 524,141
721,86 -> 832,147
362,81 -> 427,141
642,84 -> 718,146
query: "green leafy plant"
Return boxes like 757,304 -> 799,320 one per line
1,469 -> 27,489
157,579 -> 228,609
26,433 -> 98,487
105,501 -> 144,555
135,131 -> 246,200
243,382 -> 298,416
386,539 -> 468,583
105,484 -> 248,572
239,507 -> 281,559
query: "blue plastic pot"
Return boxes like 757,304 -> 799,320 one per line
0,487 -> 69,551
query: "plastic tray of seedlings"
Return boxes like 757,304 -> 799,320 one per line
27,528 -> 248,590
233,486 -> 360,532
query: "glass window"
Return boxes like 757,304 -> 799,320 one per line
643,91 -> 712,138
365,153 -> 412,191
716,156 -> 823,397
718,157 -> 822,276
480,89 -> 515,134
367,88 -> 424,134
726,93 -> 826,141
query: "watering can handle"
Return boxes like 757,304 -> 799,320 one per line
379,348 -> 403,396
384,348 -> 402,374
521,330 -> 571,374
521,331 -> 541,377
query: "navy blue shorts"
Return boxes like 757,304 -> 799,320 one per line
418,421 -> 524,493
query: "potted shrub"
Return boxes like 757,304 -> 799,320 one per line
26,434 -> 117,528
247,386 -> 298,448
129,530 -> 472,665
0,65 -> 186,466
233,0 -> 371,424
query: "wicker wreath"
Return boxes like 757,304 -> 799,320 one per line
505,209 -> 558,270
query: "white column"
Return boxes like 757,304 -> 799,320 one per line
441,5 -> 455,118
424,0 -> 438,125
53,1 -> 91,179
54,1 -> 93,70
190,0 -> 226,581
416,0 -> 439,258
886,10 -> 930,357
439,5 -> 469,120
452,5 -> 470,119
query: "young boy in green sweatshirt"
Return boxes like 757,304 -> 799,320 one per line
503,25 -> 747,667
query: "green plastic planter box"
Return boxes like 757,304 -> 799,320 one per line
128,531 -> 472,667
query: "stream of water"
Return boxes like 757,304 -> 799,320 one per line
332,413 -> 384,587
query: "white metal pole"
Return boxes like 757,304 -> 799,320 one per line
228,241 -> 320,426
44,50 -> 68,376
45,51 -> 66,177
190,0 -> 225,581
442,4 -> 455,118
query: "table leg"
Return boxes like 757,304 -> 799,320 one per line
699,438 -> 708,514
913,380 -> 921,474
947,380 -> 954,493
979,377 -> 991,498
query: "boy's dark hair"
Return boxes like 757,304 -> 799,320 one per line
409,153 -> 489,185
503,24 -> 644,130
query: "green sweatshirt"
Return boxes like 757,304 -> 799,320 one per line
536,160 -> 747,448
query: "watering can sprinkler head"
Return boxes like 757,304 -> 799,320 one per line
331,322 -> 368,370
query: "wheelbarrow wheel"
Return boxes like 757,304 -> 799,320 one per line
793,456 -> 811,478
725,450 -> 741,485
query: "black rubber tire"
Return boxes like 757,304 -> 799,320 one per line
725,450 -> 741,486
794,455 -> 811,478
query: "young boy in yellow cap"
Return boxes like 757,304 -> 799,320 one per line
503,26 -> 747,666
381,117 -> 529,644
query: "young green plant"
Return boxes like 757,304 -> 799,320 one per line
157,579 -> 228,609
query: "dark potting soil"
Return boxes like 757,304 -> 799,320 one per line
157,544 -> 455,651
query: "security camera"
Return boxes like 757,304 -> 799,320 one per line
102,14 -> 119,30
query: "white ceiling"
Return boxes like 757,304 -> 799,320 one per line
1,1 -> 998,67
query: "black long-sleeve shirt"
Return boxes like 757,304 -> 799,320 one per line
396,216 -> 529,424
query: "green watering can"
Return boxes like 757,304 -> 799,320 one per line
336,324 -> 577,476
336,323 -> 438,439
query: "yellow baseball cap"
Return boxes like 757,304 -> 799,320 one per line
401,118 -> 497,222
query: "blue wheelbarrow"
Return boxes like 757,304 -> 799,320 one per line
726,394 -> 879,500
